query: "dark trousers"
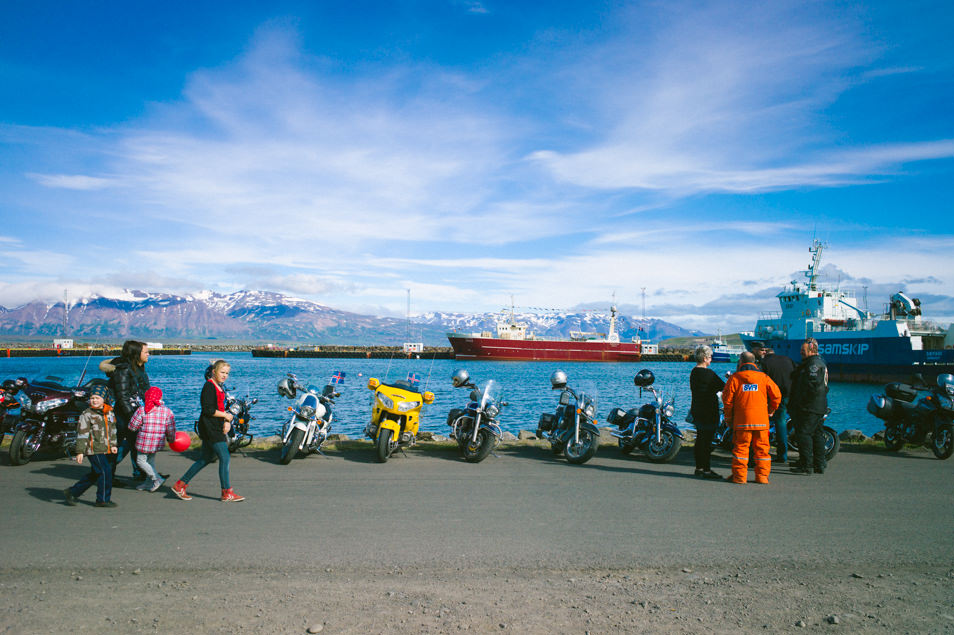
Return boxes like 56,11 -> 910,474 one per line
694,427 -> 715,471
794,411 -> 827,470
180,440 -> 231,490
114,425 -> 142,478
69,454 -> 113,503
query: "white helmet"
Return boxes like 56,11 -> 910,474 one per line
550,370 -> 567,390
451,369 -> 470,388
277,377 -> 296,399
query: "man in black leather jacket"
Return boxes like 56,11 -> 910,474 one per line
788,338 -> 829,474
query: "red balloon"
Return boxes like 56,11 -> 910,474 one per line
169,430 -> 191,452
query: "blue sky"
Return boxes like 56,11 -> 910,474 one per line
1,1 -> 952,331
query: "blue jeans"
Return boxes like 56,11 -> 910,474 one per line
771,397 -> 789,461
180,440 -> 230,490
69,454 -> 113,503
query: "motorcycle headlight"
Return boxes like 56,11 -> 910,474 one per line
228,403 -> 242,416
376,392 -> 394,410
663,404 -> 675,418
398,400 -> 421,412
584,404 -> 596,419
299,405 -> 316,419
484,405 -> 499,419
36,398 -> 69,414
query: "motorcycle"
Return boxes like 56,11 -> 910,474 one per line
605,369 -> 683,463
446,369 -> 506,463
535,370 -> 601,465
364,371 -> 434,463
224,391 -> 257,452
867,373 -> 954,459
6,375 -> 105,465
276,372 -> 343,464
712,408 -> 840,461
0,379 -> 23,445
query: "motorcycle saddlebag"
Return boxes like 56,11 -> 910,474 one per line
866,395 -> 894,419
446,408 -> 465,427
537,412 -> 557,433
885,383 -> 918,403
605,408 -> 628,427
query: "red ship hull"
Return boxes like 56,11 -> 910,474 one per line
447,334 -> 641,362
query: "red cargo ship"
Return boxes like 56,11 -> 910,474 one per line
447,305 -> 642,362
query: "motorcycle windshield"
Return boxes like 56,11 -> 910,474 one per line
478,380 -> 503,409
574,381 -> 599,421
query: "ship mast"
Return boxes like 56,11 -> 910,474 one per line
806,239 -> 828,291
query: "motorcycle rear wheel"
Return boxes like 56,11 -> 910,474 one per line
884,427 -> 905,451
375,428 -> 394,463
822,426 -> 840,461
645,430 -> 682,463
932,424 -> 953,460
279,428 -> 304,465
462,429 -> 494,463
564,431 -> 597,465
9,428 -> 40,466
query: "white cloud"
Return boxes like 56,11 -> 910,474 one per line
27,173 -> 116,190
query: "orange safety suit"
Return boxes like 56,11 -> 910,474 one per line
722,363 -> 782,484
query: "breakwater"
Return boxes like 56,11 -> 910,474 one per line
252,346 -> 455,359
1,347 -> 192,358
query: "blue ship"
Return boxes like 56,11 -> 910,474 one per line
740,241 -> 954,383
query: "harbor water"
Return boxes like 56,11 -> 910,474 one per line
0,354 -> 884,441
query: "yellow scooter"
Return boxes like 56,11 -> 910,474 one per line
365,372 -> 435,462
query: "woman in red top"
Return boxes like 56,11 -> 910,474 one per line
171,360 -> 245,502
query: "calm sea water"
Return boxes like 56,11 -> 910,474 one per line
0,354 -> 885,439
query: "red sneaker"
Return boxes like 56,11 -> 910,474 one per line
221,488 -> 245,502
171,480 -> 192,501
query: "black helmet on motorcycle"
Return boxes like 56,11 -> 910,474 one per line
451,369 -> 470,388
277,377 -> 296,399
633,369 -> 655,387
550,370 -> 567,390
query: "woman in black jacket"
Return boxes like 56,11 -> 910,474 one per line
689,345 -> 725,479
99,340 -> 150,481
171,360 -> 245,502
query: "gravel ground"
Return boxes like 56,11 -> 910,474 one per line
1,439 -> 952,633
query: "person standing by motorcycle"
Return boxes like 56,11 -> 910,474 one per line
99,340 -> 151,485
63,385 -> 119,507
722,352 -> 781,484
171,360 -> 245,502
689,345 -> 725,479
788,338 -> 829,475
751,342 -> 796,463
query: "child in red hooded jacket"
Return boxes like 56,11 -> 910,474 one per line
128,386 -> 176,492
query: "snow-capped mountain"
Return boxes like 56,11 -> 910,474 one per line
0,290 -> 700,344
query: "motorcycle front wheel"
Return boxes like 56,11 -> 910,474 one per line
9,428 -> 41,466
645,430 -> 682,463
564,431 -> 597,465
932,424 -> 953,460
822,426 -> 840,461
279,428 -> 305,465
462,429 -> 494,463
375,428 -> 394,463
883,426 -> 905,451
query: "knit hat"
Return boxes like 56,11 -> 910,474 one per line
144,386 -> 163,413
88,384 -> 112,404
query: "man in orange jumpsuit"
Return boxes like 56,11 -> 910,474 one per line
722,351 -> 782,484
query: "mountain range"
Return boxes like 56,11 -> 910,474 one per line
0,290 -> 702,345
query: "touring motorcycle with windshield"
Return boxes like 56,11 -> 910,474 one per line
365,371 -> 434,463
445,369 -> 505,463
276,371 -> 343,464
6,376 -> 106,466
606,369 -> 683,463
535,370 -> 601,465
867,373 -> 954,459
713,408 -> 840,460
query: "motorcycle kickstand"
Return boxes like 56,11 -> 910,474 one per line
398,447 -> 409,458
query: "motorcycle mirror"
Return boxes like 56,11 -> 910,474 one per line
423,391 -> 435,404
251,398 -> 258,405
367,378 -> 380,390
558,391 -> 571,406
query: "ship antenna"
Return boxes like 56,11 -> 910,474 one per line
806,239 -> 828,291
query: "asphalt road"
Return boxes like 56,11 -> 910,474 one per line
1,440 -> 951,572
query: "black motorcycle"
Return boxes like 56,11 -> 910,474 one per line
867,374 -> 954,460
536,370 -> 601,465
606,369 -> 683,463
6,376 -> 105,465
193,390 -> 258,453
712,408 -> 840,461
446,369 -> 505,463
0,379 -> 22,445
